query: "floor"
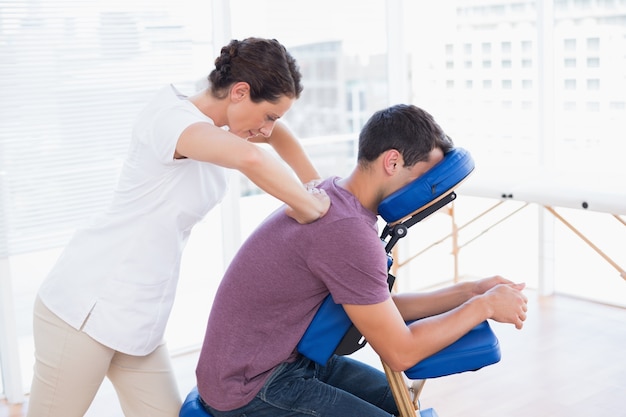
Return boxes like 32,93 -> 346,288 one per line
2,291 -> 626,417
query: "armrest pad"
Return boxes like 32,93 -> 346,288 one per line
404,321 -> 501,380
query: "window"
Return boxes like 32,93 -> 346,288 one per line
564,38 -> 577,51
403,0 -> 626,308
586,57 -> 600,67
585,101 -> 600,111
563,101 -> 577,111
229,0 -> 388,147
564,79 -> 577,89
586,78 -> 600,90
0,0 -> 217,398
564,58 -> 576,67
222,0 -> 390,210
0,1 -> 214,255
587,37 -> 600,51
609,101 -> 625,110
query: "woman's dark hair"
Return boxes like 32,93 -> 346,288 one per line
208,37 -> 303,103
357,104 -> 454,167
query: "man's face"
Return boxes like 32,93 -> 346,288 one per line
393,147 -> 445,193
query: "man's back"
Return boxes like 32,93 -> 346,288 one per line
196,177 -> 391,411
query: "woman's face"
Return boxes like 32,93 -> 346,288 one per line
227,91 -> 295,140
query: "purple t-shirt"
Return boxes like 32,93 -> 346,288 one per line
196,177 -> 391,411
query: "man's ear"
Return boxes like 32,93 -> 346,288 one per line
230,82 -> 250,102
382,149 -> 401,175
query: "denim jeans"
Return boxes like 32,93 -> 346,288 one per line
201,354 -> 398,417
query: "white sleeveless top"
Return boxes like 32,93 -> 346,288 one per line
38,84 -> 229,355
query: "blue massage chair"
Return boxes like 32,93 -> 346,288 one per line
180,148 -> 501,417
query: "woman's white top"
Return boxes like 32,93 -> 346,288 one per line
38,84 -> 230,355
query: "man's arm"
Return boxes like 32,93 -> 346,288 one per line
343,281 -> 527,373
392,275 -> 521,321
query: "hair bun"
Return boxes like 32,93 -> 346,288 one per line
207,37 -> 303,101
228,39 -> 240,58
214,41 -> 238,74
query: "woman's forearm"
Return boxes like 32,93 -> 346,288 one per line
238,145 -> 329,223
263,122 -> 322,183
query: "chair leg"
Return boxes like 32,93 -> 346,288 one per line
409,379 -> 426,410
381,360 -> 418,417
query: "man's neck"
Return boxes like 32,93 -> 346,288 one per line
336,171 -> 381,214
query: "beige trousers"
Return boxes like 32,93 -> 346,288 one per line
26,297 -> 182,417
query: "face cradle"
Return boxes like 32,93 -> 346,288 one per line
228,95 -> 295,139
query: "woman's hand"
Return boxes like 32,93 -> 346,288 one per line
303,179 -> 323,190
285,184 -> 330,224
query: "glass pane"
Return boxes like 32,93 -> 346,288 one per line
0,0 -> 216,394
404,1 -> 540,173
401,0 -> 625,306
553,5 -> 626,175
0,0 -> 214,254
229,0 -> 389,184
551,0 -> 626,305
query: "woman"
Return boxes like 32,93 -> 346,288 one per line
26,37 -> 329,417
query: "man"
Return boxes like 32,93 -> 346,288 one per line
195,104 -> 528,417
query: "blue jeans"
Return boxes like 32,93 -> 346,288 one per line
201,354 -> 398,417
